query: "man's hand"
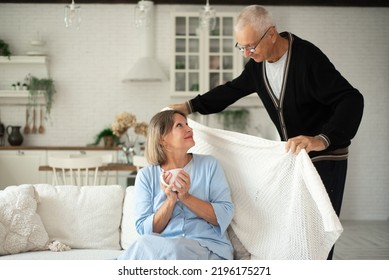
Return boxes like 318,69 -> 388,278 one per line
285,135 -> 327,154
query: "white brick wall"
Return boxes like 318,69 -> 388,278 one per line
0,4 -> 388,220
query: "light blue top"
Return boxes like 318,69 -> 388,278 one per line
134,154 -> 234,259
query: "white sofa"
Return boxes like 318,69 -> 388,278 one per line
0,184 -> 140,260
1,120 -> 344,260
0,183 -> 250,260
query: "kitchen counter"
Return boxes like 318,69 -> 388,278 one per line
0,146 -> 121,150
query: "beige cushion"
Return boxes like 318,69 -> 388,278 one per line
0,185 -> 49,255
120,186 -> 139,249
34,184 -> 125,250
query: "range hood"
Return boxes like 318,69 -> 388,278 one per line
123,1 -> 167,82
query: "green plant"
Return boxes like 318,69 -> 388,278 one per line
27,75 -> 56,116
217,108 -> 250,133
0,39 -> 11,59
93,128 -> 120,146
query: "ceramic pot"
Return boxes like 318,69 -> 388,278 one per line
103,136 -> 114,147
6,125 -> 24,146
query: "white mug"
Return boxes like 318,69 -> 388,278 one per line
160,168 -> 183,191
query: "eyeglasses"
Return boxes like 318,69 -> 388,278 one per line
235,26 -> 274,54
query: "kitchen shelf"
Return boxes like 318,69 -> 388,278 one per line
0,55 -> 49,106
0,91 -> 44,106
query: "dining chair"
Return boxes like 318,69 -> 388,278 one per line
48,154 -> 110,186
68,153 -> 114,184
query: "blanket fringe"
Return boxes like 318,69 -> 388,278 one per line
48,240 -> 71,252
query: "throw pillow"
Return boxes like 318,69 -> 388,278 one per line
34,184 -> 125,250
0,185 -> 49,255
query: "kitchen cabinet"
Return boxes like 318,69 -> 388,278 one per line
0,149 -> 47,190
0,56 -> 48,105
171,12 -> 245,97
170,12 -> 259,108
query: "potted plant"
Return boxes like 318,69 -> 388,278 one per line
93,127 -> 120,147
27,75 -> 56,116
0,39 -> 11,59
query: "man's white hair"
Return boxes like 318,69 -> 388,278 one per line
234,5 -> 275,37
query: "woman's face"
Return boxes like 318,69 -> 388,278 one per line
162,113 -> 195,152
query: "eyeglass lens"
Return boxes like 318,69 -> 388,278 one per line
235,26 -> 274,54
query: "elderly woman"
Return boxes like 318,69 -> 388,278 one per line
118,110 -> 234,260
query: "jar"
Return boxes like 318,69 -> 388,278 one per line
6,125 -> 24,146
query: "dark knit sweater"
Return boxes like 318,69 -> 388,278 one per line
189,32 -> 364,160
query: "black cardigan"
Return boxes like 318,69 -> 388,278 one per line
190,32 -> 364,160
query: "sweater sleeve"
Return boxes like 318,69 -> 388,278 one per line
190,62 -> 258,114
206,156 -> 234,235
305,45 -> 364,146
133,168 -> 157,235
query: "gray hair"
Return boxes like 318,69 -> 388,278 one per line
145,110 -> 187,165
235,5 -> 275,37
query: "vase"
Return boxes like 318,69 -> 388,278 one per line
120,131 -> 139,164
6,125 -> 24,146
121,145 -> 135,165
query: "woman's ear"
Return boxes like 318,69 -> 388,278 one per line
159,137 -> 166,147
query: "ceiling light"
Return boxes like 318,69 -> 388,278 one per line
64,0 -> 81,29
199,0 -> 216,31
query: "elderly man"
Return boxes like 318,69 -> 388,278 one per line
169,5 -> 364,259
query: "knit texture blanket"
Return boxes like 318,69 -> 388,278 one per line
188,119 -> 343,260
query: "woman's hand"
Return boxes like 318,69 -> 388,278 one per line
160,171 -> 178,200
173,170 -> 191,200
153,171 -> 178,233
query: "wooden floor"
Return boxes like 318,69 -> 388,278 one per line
333,220 -> 389,260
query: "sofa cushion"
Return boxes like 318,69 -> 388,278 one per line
33,184 -> 125,250
0,185 -> 49,255
0,248 -> 123,260
120,186 -> 139,249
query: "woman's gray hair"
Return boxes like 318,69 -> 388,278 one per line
145,109 -> 187,165
234,5 -> 275,37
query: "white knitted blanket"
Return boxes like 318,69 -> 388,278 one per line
188,119 -> 343,260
